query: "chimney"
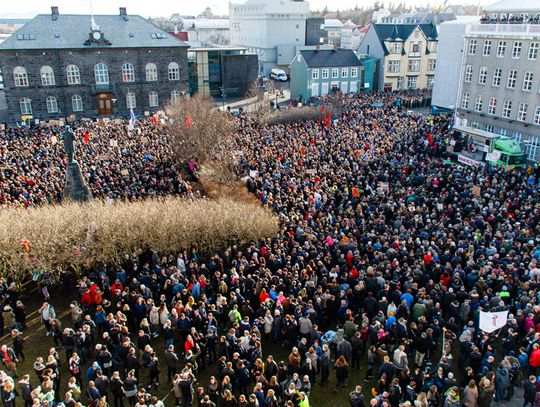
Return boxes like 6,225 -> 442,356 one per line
51,6 -> 59,20
119,7 -> 127,16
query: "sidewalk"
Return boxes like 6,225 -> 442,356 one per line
215,90 -> 291,111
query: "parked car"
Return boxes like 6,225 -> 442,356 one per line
270,68 -> 288,82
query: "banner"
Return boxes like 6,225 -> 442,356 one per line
479,310 -> 508,333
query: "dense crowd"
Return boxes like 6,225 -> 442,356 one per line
0,90 -> 539,407
0,120 -> 192,207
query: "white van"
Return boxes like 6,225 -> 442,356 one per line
270,68 -> 288,82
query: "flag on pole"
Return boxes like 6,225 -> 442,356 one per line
185,115 -> 192,128
427,133 -> 433,146
479,310 -> 508,333
321,103 -> 325,113
83,131 -> 90,145
129,108 -> 137,126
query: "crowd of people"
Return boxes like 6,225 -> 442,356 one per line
0,90 -> 539,407
0,120 -> 192,207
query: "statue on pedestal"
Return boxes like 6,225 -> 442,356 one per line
62,126 -> 91,202
62,126 -> 76,163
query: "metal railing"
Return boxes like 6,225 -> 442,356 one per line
91,82 -> 116,94
467,24 -> 540,37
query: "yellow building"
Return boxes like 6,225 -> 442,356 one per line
358,23 -> 438,92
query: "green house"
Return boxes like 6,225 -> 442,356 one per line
290,49 -> 365,103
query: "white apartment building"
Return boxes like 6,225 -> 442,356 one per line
229,0 -> 310,75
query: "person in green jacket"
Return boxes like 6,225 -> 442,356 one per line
298,391 -> 310,407
228,304 -> 242,324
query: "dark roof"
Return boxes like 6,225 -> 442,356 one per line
0,14 -> 188,50
372,23 -> 438,54
299,49 -> 362,68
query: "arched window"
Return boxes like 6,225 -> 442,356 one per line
126,92 -> 136,109
46,96 -> 58,113
13,67 -> 29,87
72,95 -> 83,112
40,66 -> 55,86
145,63 -> 158,82
94,63 -> 109,84
66,65 -> 81,85
170,90 -> 181,103
168,62 -> 180,81
19,98 -> 32,114
149,91 -> 159,107
122,63 -> 135,82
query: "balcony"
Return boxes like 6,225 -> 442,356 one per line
467,23 -> 540,38
91,82 -> 116,94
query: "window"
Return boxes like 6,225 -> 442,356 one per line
483,40 -> 492,56
430,41 -> 437,53
66,65 -> 80,85
464,65 -> 473,83
468,39 -> 477,55
126,92 -> 136,109
341,68 -> 348,78
46,96 -> 58,113
390,42 -> 402,53
350,67 -> 358,78
149,91 -> 159,107
478,66 -> 487,85
145,63 -> 158,82
534,106 -> 540,125
407,60 -> 420,72
72,95 -> 83,112
502,100 -> 512,118
396,76 -> 404,89
94,63 -> 109,84
13,66 -> 28,87
523,72 -> 533,91
517,103 -> 528,121
171,90 -> 181,103
506,69 -> 517,89
321,69 -> 329,79
40,66 -> 55,86
528,42 -> 539,60
427,75 -> 434,88
497,41 -> 506,57
311,69 -> 319,80
512,41 -> 522,59
387,60 -> 400,73
461,92 -> 469,109
524,136 -> 539,161
19,97 -> 32,115
428,59 -> 436,71
168,62 -> 180,81
407,76 -> 417,89
331,68 -> 339,79
488,97 -> 497,115
122,63 -> 135,82
409,41 -> 421,56
474,95 -> 483,112
492,68 -> 502,87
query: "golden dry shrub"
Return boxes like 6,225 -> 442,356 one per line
0,197 -> 277,281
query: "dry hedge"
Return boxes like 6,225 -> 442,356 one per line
0,198 -> 278,281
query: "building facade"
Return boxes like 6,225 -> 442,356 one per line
456,0 -> 540,161
289,49 -> 365,101
358,23 -> 438,91
229,0 -> 310,75
0,7 -> 189,124
432,17 -> 479,110
187,47 -> 258,97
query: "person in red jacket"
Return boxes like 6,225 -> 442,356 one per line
529,343 -> 540,375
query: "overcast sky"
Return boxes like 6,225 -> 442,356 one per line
2,0 -> 493,19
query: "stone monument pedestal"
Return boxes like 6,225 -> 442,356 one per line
63,161 -> 92,202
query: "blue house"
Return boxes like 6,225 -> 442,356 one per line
290,49 -> 365,102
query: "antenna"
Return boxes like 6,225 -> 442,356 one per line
90,0 -> 99,31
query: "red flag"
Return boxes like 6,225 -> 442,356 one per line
325,112 -> 331,128
321,103 -> 325,113
83,132 -> 89,145
185,115 -> 192,128
427,133 -> 433,146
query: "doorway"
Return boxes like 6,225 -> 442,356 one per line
97,94 -> 113,115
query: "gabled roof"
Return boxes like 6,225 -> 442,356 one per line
299,49 -> 362,68
0,14 -> 188,50
372,23 -> 438,54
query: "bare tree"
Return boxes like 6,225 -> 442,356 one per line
166,95 -> 233,164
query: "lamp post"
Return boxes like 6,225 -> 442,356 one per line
220,87 -> 225,111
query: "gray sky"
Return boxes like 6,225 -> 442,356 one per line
2,0 -> 493,19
